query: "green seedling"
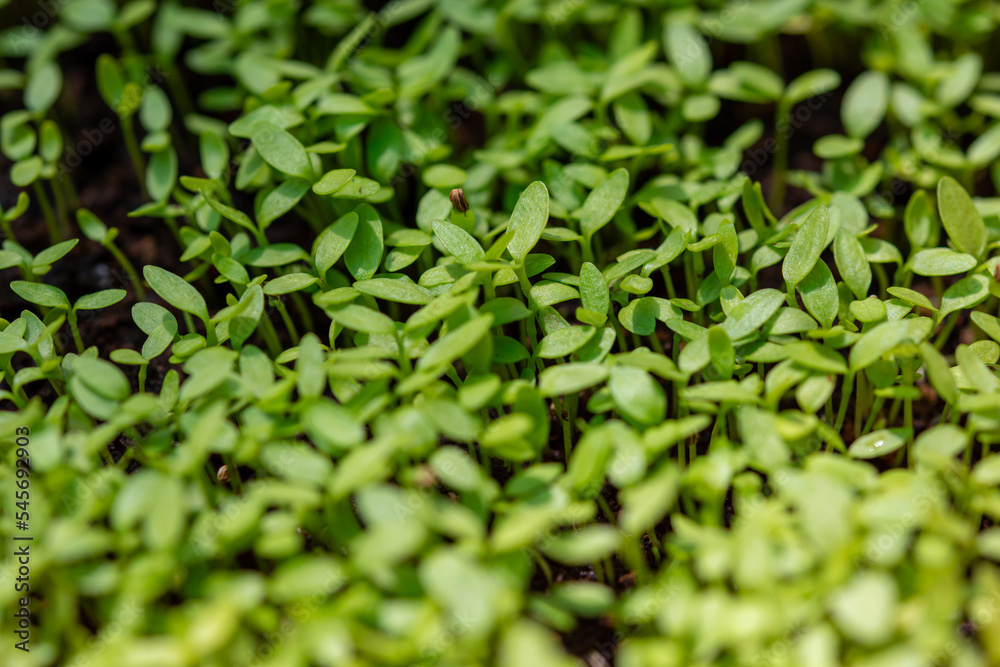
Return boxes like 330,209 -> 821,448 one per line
10,280 -> 125,352
5,3 -> 1000,666
76,208 -> 146,299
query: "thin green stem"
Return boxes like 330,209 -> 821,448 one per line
121,116 -> 146,194
934,314 -> 959,349
514,266 -> 542,367
47,177 -> 70,235
597,494 -> 617,526
58,170 -> 78,208
395,333 -> 412,375
532,550 -> 553,587
769,104 -> 789,213
903,361 -> 915,466
660,267 -> 677,300
274,299 -> 300,345
203,316 -> 218,347
33,181 -> 60,243
258,313 -> 283,357
834,371 -> 855,434
68,309 -> 84,353
105,241 -> 146,299
862,396 -> 885,436
785,280 -> 797,307
855,372 -> 867,436
223,454 -> 244,494
624,537 -> 650,583
0,217 -> 14,242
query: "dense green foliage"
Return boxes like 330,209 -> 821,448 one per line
4,0 -> 1000,665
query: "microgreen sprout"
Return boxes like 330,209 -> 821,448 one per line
5,3 -> 1000,666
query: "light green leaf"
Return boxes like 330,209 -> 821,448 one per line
538,363 -> 610,397
937,53 -> 981,109
908,248 -> 977,276
11,281 -> 69,308
713,220 -> 738,284
797,260 -> 838,329
354,277 -> 433,305
230,285 -> 264,349
32,239 -> 79,267
847,428 -> 908,459
841,71 -> 889,139
11,156 -> 42,187
345,205 -> 383,281
937,176 -> 986,258
971,311 -> 1000,344
24,60 -> 62,113
423,164 -> 466,189
783,69 -> 841,107
325,304 -> 395,335
314,212 -> 359,278
251,121 -> 314,181
263,273 -> 318,296
541,525 -> 622,566
579,262 -> 609,317
76,208 -> 109,243
904,189 -> 937,249
849,317 -> 932,370
968,122 -> 1000,166
203,196 -> 256,234
313,168 -> 356,195
939,273 -> 990,321
506,181 -> 549,263
609,365 -> 665,426
433,219 -> 484,264
74,356 -> 131,402
720,288 -> 785,340
75,289 -> 126,310
833,231 -> 871,299
146,148 -> 177,202
244,243 -> 309,267
258,179 -> 311,229
782,206 -> 830,286
418,314 -> 494,370
537,326 -> 597,359
664,20 -> 711,87
143,265 -> 209,319
580,168 -> 629,241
